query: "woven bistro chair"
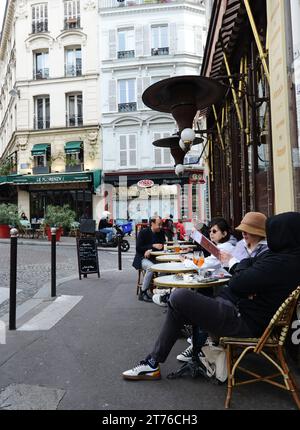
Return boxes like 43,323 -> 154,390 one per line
220,286 -> 300,409
136,269 -> 145,296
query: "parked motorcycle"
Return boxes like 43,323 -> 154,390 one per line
96,224 -> 130,252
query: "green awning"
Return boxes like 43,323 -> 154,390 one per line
65,141 -> 82,154
31,144 -> 50,156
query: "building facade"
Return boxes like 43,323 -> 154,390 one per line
99,0 -> 208,222
0,0 -> 101,221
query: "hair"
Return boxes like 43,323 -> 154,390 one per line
150,215 -> 161,225
209,217 -> 231,243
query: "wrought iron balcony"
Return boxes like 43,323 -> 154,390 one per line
117,50 -> 135,59
65,163 -> 84,172
32,20 -> 48,33
151,47 -> 169,56
64,17 -> 81,30
118,102 -> 137,112
65,63 -> 82,77
66,114 -> 83,127
33,68 -> 49,80
34,118 -> 50,130
32,166 -> 51,174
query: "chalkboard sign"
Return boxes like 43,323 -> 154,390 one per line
76,238 -> 100,280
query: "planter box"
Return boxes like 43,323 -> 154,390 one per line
32,166 -> 50,174
0,224 -> 11,238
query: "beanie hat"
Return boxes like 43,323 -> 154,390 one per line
235,212 -> 266,237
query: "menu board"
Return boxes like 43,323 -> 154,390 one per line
76,238 -> 100,279
191,230 -> 221,259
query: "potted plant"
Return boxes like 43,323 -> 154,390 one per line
0,203 -> 21,238
44,204 -> 76,241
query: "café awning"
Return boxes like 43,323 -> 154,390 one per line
64,141 -> 82,154
31,144 -> 50,156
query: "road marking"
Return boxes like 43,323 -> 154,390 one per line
0,287 -> 22,306
18,295 -> 82,331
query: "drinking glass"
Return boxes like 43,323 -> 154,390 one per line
193,251 -> 199,265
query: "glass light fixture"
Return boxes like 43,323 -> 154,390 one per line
175,164 -> 185,176
181,128 -> 195,143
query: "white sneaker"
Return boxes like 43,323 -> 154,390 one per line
152,293 -> 168,307
122,360 -> 161,380
176,345 -> 193,362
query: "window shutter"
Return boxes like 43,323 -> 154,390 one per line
108,80 -> 117,112
143,25 -> 150,56
154,148 -> 162,165
194,26 -> 203,56
108,29 -> 117,59
137,78 -> 143,110
169,23 -> 177,55
163,148 -> 171,165
129,135 -> 137,166
135,25 -> 143,57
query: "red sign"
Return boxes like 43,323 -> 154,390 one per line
189,173 -> 205,184
137,179 -> 155,188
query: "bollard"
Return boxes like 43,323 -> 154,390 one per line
9,228 -> 18,330
51,227 -> 57,297
118,235 -> 122,271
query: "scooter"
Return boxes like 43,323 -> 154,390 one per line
96,224 -> 130,252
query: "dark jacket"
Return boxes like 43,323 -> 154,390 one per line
98,219 -> 112,230
219,212 -> 300,337
132,227 -> 166,270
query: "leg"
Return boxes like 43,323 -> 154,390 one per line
141,259 -> 154,292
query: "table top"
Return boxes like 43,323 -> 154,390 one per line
167,244 -> 197,250
156,254 -> 186,262
149,262 -> 197,273
154,275 -> 229,289
150,250 -> 189,256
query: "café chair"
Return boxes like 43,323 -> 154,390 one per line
220,286 -> 300,409
136,269 -> 145,296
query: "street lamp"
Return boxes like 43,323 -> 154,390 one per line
9,88 -> 20,98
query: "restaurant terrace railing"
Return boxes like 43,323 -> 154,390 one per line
100,0 -> 205,9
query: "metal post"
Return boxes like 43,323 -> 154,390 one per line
51,227 -> 57,297
9,228 -> 18,330
118,235 -> 122,271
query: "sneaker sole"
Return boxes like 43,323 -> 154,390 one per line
176,357 -> 192,363
122,373 -> 161,381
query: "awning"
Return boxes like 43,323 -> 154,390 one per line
31,144 -> 50,156
64,141 -> 82,154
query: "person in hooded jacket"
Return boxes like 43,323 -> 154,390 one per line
122,211 -> 300,380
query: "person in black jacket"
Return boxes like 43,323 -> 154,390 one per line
133,216 -> 166,302
123,211 -> 300,380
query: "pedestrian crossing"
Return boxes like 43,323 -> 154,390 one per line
0,287 -> 22,306
18,295 -> 82,331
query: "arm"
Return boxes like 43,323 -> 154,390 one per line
136,230 -> 153,255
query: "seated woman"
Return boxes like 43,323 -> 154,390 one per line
220,212 -> 268,272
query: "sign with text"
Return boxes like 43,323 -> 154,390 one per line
76,238 -> 100,280
191,230 -> 221,259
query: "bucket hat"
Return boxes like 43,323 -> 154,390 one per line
235,212 -> 266,237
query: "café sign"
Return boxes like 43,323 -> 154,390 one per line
137,179 -> 155,188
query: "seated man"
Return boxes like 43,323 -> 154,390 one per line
133,216 -> 166,303
98,211 -> 114,243
123,211 -> 300,380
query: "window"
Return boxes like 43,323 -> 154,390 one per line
34,96 -> 50,129
64,0 -> 81,30
33,51 -> 49,80
118,79 -> 136,112
32,3 -> 48,33
118,28 -> 135,59
65,47 -> 82,76
66,93 -> 83,126
151,25 -> 169,56
153,132 -> 172,166
119,135 -> 137,167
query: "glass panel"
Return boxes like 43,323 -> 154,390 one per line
120,151 -> 127,166
118,31 -> 126,51
155,148 -> 161,165
129,149 -> 136,166
152,26 -> 159,49
160,25 -> 168,47
129,134 -> 136,149
127,79 -> 135,102
119,80 -> 127,103
163,148 -> 171,164
120,135 -> 126,150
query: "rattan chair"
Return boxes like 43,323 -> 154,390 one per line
136,269 -> 145,295
220,286 -> 300,409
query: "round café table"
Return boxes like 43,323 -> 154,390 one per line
150,250 -> 189,257
156,254 -> 189,262
167,244 -> 197,250
149,262 -> 197,274
153,274 -> 228,289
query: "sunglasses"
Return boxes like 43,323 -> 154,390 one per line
210,229 -> 218,234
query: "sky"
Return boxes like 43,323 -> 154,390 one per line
0,1 -> 6,32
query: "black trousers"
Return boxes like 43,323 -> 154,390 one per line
151,289 -> 253,363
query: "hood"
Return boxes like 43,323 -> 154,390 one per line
266,212 -> 300,253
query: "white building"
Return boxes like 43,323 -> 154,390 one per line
0,0 -> 101,221
99,0 -> 208,223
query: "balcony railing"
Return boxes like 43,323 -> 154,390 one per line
33,166 -> 51,174
32,20 -> 48,33
151,47 -> 169,56
66,114 -> 83,127
34,118 -> 50,130
117,50 -> 135,59
64,17 -> 81,30
118,102 -> 137,112
65,163 -> 84,172
100,0 -> 205,9
65,64 -> 82,77
33,68 -> 49,80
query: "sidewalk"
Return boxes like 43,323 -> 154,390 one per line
0,267 -> 299,410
